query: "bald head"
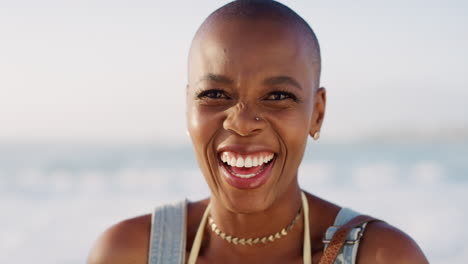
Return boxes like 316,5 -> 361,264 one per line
188,0 -> 323,97
186,2 -> 327,207
192,0 -> 321,77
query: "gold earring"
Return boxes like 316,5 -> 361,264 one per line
313,131 -> 320,140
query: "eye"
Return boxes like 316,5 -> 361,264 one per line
264,91 -> 297,101
197,89 -> 229,100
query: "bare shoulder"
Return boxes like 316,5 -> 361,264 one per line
87,214 -> 152,264
357,220 -> 429,264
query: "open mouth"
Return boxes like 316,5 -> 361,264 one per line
218,151 -> 276,189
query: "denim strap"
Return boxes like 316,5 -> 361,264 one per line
322,208 -> 368,264
148,200 -> 187,264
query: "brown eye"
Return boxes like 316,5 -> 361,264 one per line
265,91 -> 296,101
197,89 -> 229,99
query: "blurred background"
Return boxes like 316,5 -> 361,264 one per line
1,0 -> 467,263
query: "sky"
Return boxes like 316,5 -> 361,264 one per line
0,0 -> 467,145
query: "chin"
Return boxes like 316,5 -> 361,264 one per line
212,183 -> 281,214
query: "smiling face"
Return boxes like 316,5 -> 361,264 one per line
187,17 -> 325,213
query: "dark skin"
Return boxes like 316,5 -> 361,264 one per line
88,17 -> 429,264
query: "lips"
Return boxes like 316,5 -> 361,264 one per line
218,150 -> 276,189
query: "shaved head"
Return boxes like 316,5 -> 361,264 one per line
190,0 -> 321,85
186,0 -> 327,213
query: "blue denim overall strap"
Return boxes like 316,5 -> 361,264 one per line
148,200 -> 187,264
323,208 -> 368,264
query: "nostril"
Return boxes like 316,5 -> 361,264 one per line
223,118 -> 266,137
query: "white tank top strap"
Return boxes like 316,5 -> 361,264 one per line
302,192 -> 312,264
187,203 -> 211,264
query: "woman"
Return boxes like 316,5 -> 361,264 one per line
88,1 -> 429,263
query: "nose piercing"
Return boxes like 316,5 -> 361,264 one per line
255,117 -> 261,121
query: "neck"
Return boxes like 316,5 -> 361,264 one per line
203,183 -> 304,262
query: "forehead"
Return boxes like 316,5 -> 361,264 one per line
189,18 -> 317,85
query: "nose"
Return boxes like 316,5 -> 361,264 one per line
223,103 -> 266,137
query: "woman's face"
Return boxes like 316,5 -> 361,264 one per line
187,18 -> 325,213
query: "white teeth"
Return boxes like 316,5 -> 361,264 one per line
236,157 -> 244,167
264,154 -> 272,163
228,163 -> 269,178
244,157 -> 252,168
229,157 -> 236,166
252,157 -> 259,167
221,152 -> 275,168
235,172 -> 256,178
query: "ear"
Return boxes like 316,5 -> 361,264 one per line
309,87 -> 326,138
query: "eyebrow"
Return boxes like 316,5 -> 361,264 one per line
196,73 -> 234,85
196,74 -> 302,90
263,76 -> 302,90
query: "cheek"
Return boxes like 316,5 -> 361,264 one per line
271,109 -> 310,167
187,105 -> 224,192
272,109 -> 311,139
187,105 -> 220,145
187,105 -> 226,178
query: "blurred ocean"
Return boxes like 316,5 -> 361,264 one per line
0,142 -> 467,263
